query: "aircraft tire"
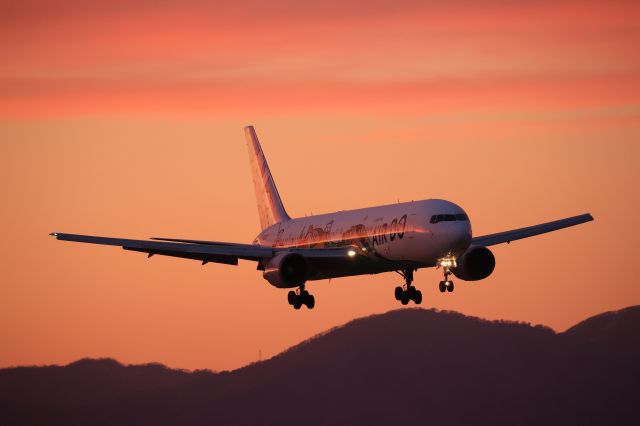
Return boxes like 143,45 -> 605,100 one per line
305,294 -> 315,309
447,281 -> 454,292
394,286 -> 403,301
400,293 -> 410,305
287,291 -> 296,305
413,290 -> 422,305
439,281 -> 446,293
293,299 -> 302,309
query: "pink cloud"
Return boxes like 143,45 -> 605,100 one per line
1,0 -> 638,117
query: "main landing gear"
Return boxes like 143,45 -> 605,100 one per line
287,285 -> 315,310
394,269 -> 422,305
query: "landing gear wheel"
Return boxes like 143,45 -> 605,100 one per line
447,281 -> 454,292
287,291 -> 296,305
439,281 -> 446,293
400,293 -> 410,305
293,300 -> 302,309
394,286 -> 403,301
412,289 -> 423,304
407,286 -> 417,298
305,294 -> 315,309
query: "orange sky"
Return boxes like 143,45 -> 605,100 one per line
1,0 -> 639,371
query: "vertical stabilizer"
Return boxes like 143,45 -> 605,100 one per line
245,126 -> 290,230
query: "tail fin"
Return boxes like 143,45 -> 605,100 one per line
245,126 -> 290,230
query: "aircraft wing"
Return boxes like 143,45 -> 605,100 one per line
471,213 -> 594,247
50,233 -> 356,265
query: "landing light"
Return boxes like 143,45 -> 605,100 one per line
438,258 -> 457,268
347,250 -> 356,257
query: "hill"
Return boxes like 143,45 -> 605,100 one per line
1,307 -> 638,425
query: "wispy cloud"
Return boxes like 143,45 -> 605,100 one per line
1,0 -> 639,116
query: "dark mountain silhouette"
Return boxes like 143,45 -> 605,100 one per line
1,306 -> 639,426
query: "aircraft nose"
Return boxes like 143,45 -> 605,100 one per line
451,222 -> 472,255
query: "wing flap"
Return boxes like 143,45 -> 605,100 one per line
471,213 -> 594,247
123,247 -> 239,265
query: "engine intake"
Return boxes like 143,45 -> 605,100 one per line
452,246 -> 495,281
263,252 -> 308,288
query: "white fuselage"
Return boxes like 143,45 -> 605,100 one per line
254,199 -> 472,270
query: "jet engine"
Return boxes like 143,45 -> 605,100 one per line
452,246 -> 495,281
263,252 -> 308,288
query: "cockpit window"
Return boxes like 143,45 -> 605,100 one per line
430,213 -> 469,224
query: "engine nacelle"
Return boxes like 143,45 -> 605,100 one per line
263,252 -> 308,288
452,246 -> 495,281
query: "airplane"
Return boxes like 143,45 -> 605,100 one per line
51,126 -> 594,309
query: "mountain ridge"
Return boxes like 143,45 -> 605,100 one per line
1,306 -> 638,425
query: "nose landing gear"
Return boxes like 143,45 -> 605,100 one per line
394,269 -> 422,305
438,279 -> 454,293
288,285 -> 315,310
437,257 -> 456,293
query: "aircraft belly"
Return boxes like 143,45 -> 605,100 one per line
306,257 -> 424,281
